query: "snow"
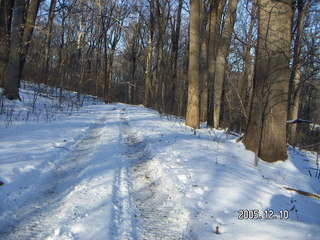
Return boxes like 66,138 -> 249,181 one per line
0,84 -> 320,240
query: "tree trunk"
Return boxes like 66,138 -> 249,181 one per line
288,0 -> 306,146
5,0 -> 25,100
0,0 -> 13,89
207,0 -> 225,126
144,0 -> 154,108
213,0 -> 238,129
239,1 -> 257,132
43,0 -> 57,83
200,0 -> 208,122
19,0 -> 42,77
168,0 -> 182,114
154,1 -> 168,112
243,0 -> 292,163
186,0 -> 200,129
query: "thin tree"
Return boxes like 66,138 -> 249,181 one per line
43,0 -> 57,83
19,0 -> 43,77
168,0 -> 183,114
243,0 -> 292,163
239,0 -> 257,132
144,0 -> 155,108
199,0 -> 209,122
186,0 -> 200,129
207,0 -> 225,126
288,0 -> 309,146
212,0 -> 238,129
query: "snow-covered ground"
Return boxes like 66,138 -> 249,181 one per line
0,85 -> 319,240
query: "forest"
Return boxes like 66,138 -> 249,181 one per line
1,1 -> 320,238
0,0 -> 320,162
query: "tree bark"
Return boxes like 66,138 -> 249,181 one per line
43,0 -> 57,83
5,0 -> 25,100
212,0 -> 238,129
239,0 -> 257,132
186,0 -> 200,129
243,0 -> 292,163
288,0 -> 307,146
154,0 -> 168,112
19,0 -> 43,77
0,0 -> 13,89
207,0 -> 225,126
200,0 -> 208,122
144,0 -> 155,108
168,0 -> 182,114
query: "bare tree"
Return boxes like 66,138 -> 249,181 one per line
207,0 -> 225,126
212,0 -> 238,129
4,0 -> 43,99
144,0 -> 155,108
5,0 -> 25,100
287,0 -> 309,146
20,0 -> 43,76
43,0 -> 57,82
238,0 -> 257,131
186,0 -> 200,129
0,0 -> 13,89
167,0 -> 183,114
243,0 -> 292,163
199,0 -> 209,122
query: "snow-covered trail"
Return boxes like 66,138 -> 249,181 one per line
111,108 -> 192,240
0,113 -> 110,239
1,100 -> 320,240
0,105 -> 192,240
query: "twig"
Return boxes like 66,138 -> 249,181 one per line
284,187 -> 320,200
53,146 -> 70,151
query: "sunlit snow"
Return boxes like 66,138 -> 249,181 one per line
0,83 -> 319,240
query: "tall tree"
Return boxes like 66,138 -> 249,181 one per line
243,0 -> 292,163
154,0 -> 170,112
144,0 -> 155,108
5,0 -> 42,99
5,0 -> 25,100
212,0 -> 238,128
288,0 -> 308,146
186,0 -> 200,129
19,0 -> 43,76
43,0 -> 57,82
238,0 -> 257,132
199,0 -> 209,122
168,0 -> 183,114
0,0 -> 13,89
207,0 -> 225,126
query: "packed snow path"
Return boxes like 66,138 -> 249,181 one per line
0,114 -> 109,239
113,108 -> 191,239
0,106 -> 192,240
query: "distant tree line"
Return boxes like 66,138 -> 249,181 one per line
0,0 -> 319,162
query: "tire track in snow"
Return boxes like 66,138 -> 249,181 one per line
111,109 -> 137,240
114,108 -> 192,240
0,115 -> 109,240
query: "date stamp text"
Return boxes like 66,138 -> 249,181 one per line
238,209 -> 289,220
